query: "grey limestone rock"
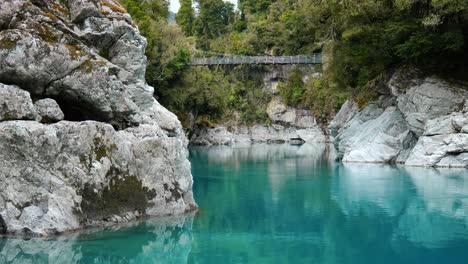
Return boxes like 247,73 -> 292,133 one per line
0,0 -> 196,235
334,98 -> 416,163
0,83 -> 36,121
34,98 -> 64,123
330,68 -> 468,167
397,76 -> 466,136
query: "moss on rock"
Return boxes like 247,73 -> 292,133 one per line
93,136 -> 117,161
0,37 -> 16,50
80,172 -> 154,221
100,1 -> 127,14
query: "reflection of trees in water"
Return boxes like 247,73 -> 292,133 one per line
0,214 -> 195,264
191,146 -> 468,263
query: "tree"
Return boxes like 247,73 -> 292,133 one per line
194,0 -> 235,40
176,0 -> 195,36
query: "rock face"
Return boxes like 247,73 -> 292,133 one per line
330,69 -> 468,167
0,0 -> 196,235
191,124 -> 326,146
333,98 -> 416,163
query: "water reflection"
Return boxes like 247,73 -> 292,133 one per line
1,145 -> 468,263
191,144 -> 468,263
0,214 -> 194,264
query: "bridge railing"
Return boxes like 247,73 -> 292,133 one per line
190,54 -> 322,66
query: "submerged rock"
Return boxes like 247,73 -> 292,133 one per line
0,0 -> 196,235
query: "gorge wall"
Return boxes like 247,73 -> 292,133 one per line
330,68 -> 468,168
0,0 -> 196,235
190,65 -> 327,146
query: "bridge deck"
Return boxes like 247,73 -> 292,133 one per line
190,54 -> 322,66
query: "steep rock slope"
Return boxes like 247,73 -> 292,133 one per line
0,0 -> 196,235
330,69 -> 468,167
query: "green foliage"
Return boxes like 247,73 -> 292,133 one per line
120,0 -> 191,89
176,0 -> 195,36
121,0 -> 468,126
161,65 -> 272,126
193,0 -> 235,44
239,0 -> 274,15
278,69 -> 306,107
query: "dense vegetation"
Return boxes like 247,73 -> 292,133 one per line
119,0 -> 468,125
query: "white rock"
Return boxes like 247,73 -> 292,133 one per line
334,99 -> 415,163
397,77 -> 466,136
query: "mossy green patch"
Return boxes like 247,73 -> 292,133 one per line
0,37 -> 16,50
354,86 -> 379,109
80,172 -> 154,221
51,2 -> 70,16
64,43 -> 86,60
93,136 -> 117,161
79,59 -> 107,74
1,112 -> 15,121
34,23 -> 61,44
100,1 -> 127,14
98,48 -> 110,59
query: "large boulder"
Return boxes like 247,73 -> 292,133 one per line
330,69 -> 468,167
0,120 -> 195,234
396,76 -> 466,136
0,0 -> 196,235
333,97 -> 416,163
406,112 -> 468,167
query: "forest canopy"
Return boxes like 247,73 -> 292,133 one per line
119,0 -> 468,124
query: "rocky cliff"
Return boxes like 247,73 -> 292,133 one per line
330,68 -> 468,167
190,65 -> 327,146
0,0 -> 196,235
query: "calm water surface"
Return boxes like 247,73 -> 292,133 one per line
1,144 -> 468,263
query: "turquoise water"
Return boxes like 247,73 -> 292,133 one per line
2,144 -> 468,263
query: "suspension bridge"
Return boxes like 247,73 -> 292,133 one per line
190,53 -> 322,66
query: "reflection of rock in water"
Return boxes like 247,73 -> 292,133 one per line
332,164 -> 410,217
190,143 -> 329,164
332,164 -> 468,249
0,214 -> 194,264
393,168 -> 468,248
